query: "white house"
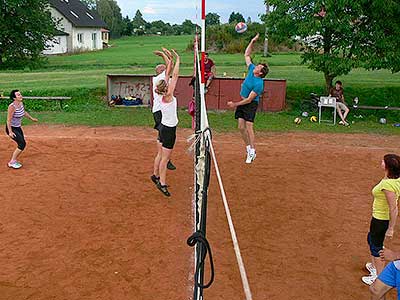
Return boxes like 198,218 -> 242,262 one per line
44,0 -> 108,55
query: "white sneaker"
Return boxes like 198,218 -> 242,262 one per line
361,274 -> 377,285
8,161 -> 22,169
365,262 -> 377,276
245,152 -> 256,164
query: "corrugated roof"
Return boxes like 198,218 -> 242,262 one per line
49,0 -> 107,28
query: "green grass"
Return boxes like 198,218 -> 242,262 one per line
0,35 -> 399,134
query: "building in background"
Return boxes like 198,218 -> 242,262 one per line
44,0 -> 108,55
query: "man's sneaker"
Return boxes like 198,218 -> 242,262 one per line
151,175 -> 160,185
365,262 -> 377,276
167,160 -> 176,170
156,182 -> 171,197
8,161 -> 22,169
361,274 -> 377,286
245,152 -> 256,164
338,120 -> 344,125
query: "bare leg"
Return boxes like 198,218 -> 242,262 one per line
11,148 -> 22,162
370,278 -> 392,300
153,142 -> 162,177
336,105 -> 346,123
245,121 -> 255,149
372,256 -> 386,275
343,106 -> 350,120
159,147 -> 172,186
238,118 -> 249,146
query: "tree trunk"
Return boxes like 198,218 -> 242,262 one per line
324,73 -> 334,94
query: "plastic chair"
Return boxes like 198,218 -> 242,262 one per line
318,96 -> 337,125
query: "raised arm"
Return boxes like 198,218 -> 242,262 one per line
162,48 -> 174,77
165,49 -> 180,101
244,33 -> 259,66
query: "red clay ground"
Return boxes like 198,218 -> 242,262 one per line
1,125 -> 400,300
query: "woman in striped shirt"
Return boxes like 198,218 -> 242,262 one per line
6,90 -> 38,169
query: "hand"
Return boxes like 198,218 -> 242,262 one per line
9,132 -> 15,138
153,50 -> 164,56
162,48 -> 173,59
227,101 -> 236,108
251,33 -> 260,43
379,248 -> 398,261
31,118 -> 38,122
385,228 -> 394,239
171,49 -> 179,58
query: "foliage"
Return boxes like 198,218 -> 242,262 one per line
80,0 -> 97,10
228,12 -> 245,24
265,0 -> 400,92
206,13 -> 220,26
0,0 -> 57,69
96,0 -> 124,38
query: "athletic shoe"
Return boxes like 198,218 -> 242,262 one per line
361,274 -> 377,285
167,160 -> 176,170
338,121 -> 344,125
8,161 -> 22,169
344,121 -> 350,126
151,175 -> 160,185
245,152 -> 256,164
365,262 -> 377,276
156,182 -> 171,197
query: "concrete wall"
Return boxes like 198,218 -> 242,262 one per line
43,36 -> 68,55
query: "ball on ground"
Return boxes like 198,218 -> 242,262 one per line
310,116 -> 317,122
235,22 -> 247,34
294,117 -> 302,124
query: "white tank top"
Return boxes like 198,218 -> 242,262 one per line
160,95 -> 178,127
152,71 -> 165,113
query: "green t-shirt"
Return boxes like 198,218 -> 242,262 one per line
372,178 -> 400,220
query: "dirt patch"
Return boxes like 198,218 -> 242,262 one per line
0,125 -> 399,300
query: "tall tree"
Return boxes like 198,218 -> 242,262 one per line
0,0 -> 57,69
96,0 -> 123,38
132,9 -> 147,35
228,12 -> 245,24
121,15 -> 133,36
265,0 -> 400,90
80,0 -> 97,10
205,12 -> 220,26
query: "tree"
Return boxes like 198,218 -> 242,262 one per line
265,0 -> 400,91
132,9 -> 148,35
206,13 -> 220,26
80,0 -> 97,10
96,0 -> 124,38
121,16 -> 133,36
181,19 -> 196,35
228,12 -> 245,24
0,0 -> 57,69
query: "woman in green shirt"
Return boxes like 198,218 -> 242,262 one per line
362,154 -> 400,285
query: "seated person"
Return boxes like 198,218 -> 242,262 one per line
330,80 -> 350,126
204,53 -> 216,93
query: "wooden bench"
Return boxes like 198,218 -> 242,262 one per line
0,96 -> 71,110
352,105 -> 400,111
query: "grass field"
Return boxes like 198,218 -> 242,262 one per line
0,35 -> 399,133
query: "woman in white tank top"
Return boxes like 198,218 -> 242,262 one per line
151,49 -> 180,197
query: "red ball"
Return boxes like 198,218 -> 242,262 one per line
235,22 -> 247,34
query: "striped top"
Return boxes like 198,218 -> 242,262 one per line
9,102 -> 25,127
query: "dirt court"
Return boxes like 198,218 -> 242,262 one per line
1,125 -> 400,300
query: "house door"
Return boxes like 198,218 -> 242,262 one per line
92,33 -> 97,49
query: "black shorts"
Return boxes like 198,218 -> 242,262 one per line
159,124 -> 176,150
367,217 -> 389,257
153,110 -> 162,130
234,101 -> 258,122
5,125 -> 26,150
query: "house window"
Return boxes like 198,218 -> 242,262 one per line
92,33 -> 97,48
86,12 -> 94,20
77,33 -> 83,43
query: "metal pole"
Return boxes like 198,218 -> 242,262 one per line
263,1 -> 269,57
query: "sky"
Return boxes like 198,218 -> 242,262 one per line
115,0 -> 266,25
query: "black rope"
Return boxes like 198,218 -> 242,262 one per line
187,231 -> 215,289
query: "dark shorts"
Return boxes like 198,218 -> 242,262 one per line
5,125 -> 26,151
367,217 -> 389,257
153,110 -> 162,130
159,124 -> 176,150
234,101 -> 258,123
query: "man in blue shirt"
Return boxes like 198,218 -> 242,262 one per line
228,33 -> 269,164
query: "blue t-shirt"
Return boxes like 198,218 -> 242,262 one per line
240,64 -> 264,103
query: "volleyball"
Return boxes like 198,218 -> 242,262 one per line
235,22 -> 247,34
294,117 -> 302,124
310,116 -> 317,122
